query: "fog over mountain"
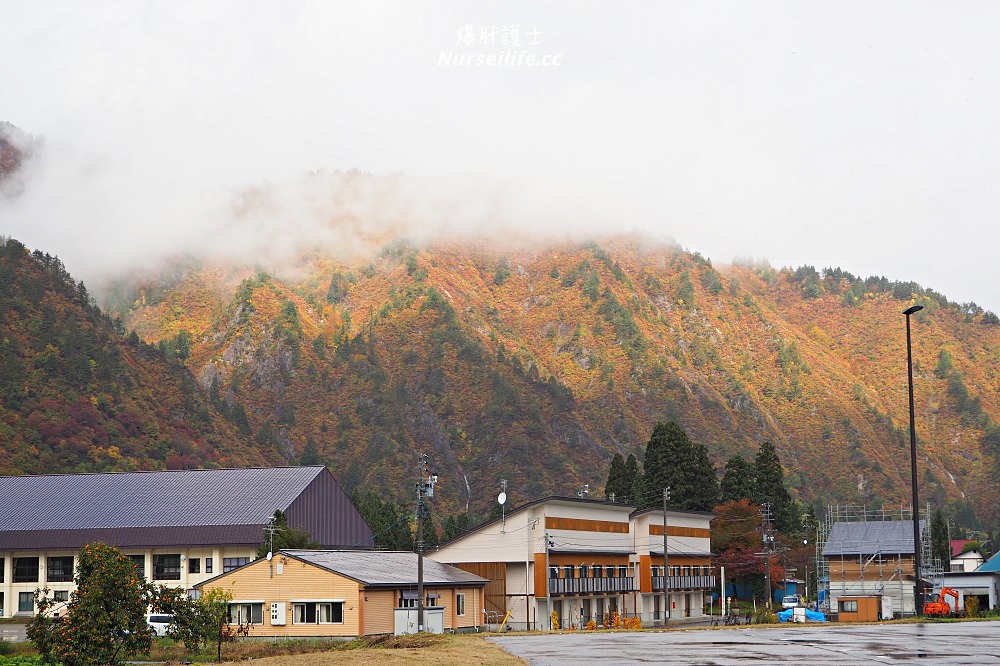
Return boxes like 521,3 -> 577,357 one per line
3,2 -> 1000,313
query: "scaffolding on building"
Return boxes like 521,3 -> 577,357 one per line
815,503 -> 943,617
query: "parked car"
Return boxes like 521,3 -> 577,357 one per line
781,596 -> 801,609
147,613 -> 174,637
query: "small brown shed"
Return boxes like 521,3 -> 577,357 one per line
836,595 -> 881,622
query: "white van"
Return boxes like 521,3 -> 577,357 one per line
781,595 -> 801,609
147,613 -> 174,637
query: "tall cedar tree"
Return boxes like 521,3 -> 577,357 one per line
605,453 -> 628,501
640,421 -> 719,511
605,453 -> 641,504
720,454 -> 756,503
931,508 -> 950,567
752,441 -> 795,532
623,454 -> 640,504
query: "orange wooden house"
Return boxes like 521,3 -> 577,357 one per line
195,549 -> 487,637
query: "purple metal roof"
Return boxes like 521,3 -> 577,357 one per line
0,466 -> 373,550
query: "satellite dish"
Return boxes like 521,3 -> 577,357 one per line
266,551 -> 273,561
498,492 -> 507,505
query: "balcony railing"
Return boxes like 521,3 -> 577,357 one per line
548,576 -> 635,595
652,575 -> 717,591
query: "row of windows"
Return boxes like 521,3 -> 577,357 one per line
547,564 -> 713,579
230,602 -> 346,625
228,595 -> 468,626
549,565 -> 633,579
2,554 -> 238,584
651,565 -> 714,577
6,557 -> 75,583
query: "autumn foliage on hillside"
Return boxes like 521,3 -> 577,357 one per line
5,227 -> 999,533
0,238 -> 275,474
89,233 -> 999,532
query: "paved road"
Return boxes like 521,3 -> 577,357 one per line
0,623 -> 26,643
488,620 -> 1000,664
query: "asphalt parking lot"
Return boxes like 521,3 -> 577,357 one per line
488,620 -> 1000,665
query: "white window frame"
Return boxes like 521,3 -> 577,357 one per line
291,599 -> 345,625
456,593 -> 466,617
229,600 -> 265,625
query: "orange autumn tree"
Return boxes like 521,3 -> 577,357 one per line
29,542 -> 156,666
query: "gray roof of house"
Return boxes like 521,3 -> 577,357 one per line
0,466 -> 369,550
281,550 -> 489,587
822,520 -> 926,557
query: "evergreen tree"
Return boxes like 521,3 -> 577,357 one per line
752,441 -> 794,533
720,454 -> 756,503
351,490 -> 413,551
623,454 -> 640,504
605,453 -> 629,502
256,509 -> 317,557
931,508 -> 950,568
299,436 -> 319,465
421,504 -> 440,550
640,421 -> 719,511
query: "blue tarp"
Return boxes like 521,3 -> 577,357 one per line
777,608 -> 827,623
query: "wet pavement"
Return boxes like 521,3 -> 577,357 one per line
0,623 -> 26,643
488,620 -> 1000,664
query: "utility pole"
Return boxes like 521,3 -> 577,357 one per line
416,454 -> 438,633
663,486 -> 671,622
544,532 -> 553,630
265,516 -> 276,578
762,502 -> 774,609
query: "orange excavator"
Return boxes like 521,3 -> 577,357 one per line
923,587 -> 961,617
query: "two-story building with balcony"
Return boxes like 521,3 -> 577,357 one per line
631,508 -> 715,621
427,496 -> 715,629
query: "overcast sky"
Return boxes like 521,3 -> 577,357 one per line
2,1 -> 1000,311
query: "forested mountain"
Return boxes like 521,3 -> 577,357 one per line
3,230 -> 998,534
0,238 -> 276,473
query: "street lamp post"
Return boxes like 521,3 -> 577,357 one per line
904,304 -> 924,617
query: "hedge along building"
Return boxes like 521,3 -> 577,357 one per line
427,496 -> 715,630
0,466 -> 372,618
194,549 -> 488,637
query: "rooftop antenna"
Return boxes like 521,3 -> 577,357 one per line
499,479 -> 508,533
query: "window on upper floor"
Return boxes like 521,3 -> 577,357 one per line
13,557 -> 39,583
154,554 -> 181,580
223,557 -> 250,573
127,555 -> 145,578
188,557 -> 201,574
563,565 -> 574,579
47,556 -> 74,583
